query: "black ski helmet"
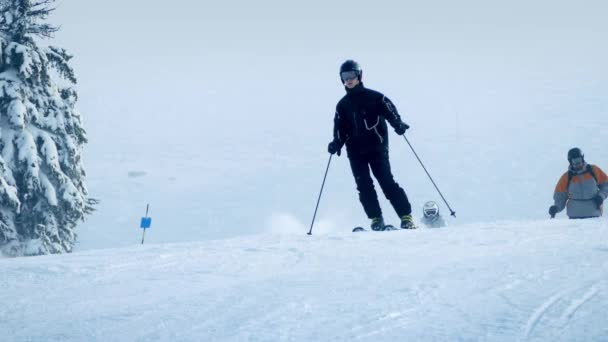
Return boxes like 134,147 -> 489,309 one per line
567,147 -> 584,163
339,60 -> 362,82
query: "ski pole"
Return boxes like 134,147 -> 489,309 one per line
308,154 -> 333,235
403,135 -> 456,217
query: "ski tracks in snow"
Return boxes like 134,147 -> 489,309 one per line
522,282 -> 602,341
3,221 -> 608,341
560,286 -> 599,323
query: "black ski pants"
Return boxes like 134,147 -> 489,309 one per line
348,150 -> 411,219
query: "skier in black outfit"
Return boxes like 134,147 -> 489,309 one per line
328,60 -> 416,230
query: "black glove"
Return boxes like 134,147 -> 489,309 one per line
327,140 -> 342,156
395,121 -> 410,135
593,194 -> 605,208
548,205 -> 558,218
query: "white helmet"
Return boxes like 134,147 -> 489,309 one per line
423,201 -> 439,218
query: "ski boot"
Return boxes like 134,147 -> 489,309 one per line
370,216 -> 386,231
400,214 -> 417,229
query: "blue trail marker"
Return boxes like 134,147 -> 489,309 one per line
140,204 -> 152,244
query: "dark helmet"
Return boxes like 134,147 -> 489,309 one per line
339,59 -> 362,82
567,147 -> 584,163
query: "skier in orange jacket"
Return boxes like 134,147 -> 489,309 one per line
549,148 -> 608,219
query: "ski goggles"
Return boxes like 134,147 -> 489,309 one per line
570,157 -> 584,166
340,70 -> 359,81
424,209 -> 438,217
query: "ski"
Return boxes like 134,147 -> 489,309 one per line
352,224 -> 399,232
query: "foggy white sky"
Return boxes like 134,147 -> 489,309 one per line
49,0 -> 608,154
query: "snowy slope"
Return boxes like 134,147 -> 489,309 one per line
2,219 -> 608,341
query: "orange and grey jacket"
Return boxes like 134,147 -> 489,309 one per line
553,163 -> 608,218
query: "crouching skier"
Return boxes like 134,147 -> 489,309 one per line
327,60 -> 415,230
420,201 -> 446,228
549,148 -> 608,219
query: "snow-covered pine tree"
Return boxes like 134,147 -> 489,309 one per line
0,0 -> 95,256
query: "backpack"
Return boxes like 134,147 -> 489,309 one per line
567,164 -> 598,189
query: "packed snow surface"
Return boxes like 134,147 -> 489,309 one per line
2,219 -> 607,341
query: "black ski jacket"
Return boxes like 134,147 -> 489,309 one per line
332,83 -> 406,156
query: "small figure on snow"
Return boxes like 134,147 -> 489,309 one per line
328,60 -> 415,230
549,148 -> 608,219
420,201 -> 446,228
